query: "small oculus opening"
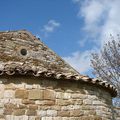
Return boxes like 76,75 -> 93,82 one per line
20,49 -> 27,56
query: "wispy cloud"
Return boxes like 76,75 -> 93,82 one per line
41,19 -> 60,37
63,51 -> 91,73
64,0 -> 120,74
75,0 -> 120,44
63,48 -> 98,74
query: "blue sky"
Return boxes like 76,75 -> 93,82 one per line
0,0 -> 120,77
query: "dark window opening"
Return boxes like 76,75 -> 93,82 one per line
20,49 -> 27,56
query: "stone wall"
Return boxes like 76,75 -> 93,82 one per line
114,107 -> 120,120
0,76 -> 114,120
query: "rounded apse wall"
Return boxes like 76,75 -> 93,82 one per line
0,76 -> 114,120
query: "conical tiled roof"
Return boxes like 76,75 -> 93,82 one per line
0,30 -> 117,97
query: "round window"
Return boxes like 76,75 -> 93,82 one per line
20,49 -> 27,56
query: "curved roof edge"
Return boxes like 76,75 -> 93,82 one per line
0,64 -> 117,97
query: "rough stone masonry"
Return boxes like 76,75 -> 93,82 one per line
0,30 -> 118,120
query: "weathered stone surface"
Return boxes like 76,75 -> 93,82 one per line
58,111 -> 70,117
0,76 -> 117,119
4,90 -> 15,98
22,99 -> 35,104
5,83 -> 15,90
4,108 -> 13,115
56,99 -> 73,106
0,84 -> 4,99
13,109 -> 25,116
83,99 -> 92,105
15,89 -> 28,99
0,109 -> 4,116
43,89 -> 55,100
29,89 -> 43,100
26,109 -> 37,116
56,92 -> 63,99
28,105 -> 38,110
37,110 -> 46,117
47,110 -> 57,117
43,100 -> 55,106
4,103 -> 17,109
35,116 -> 41,120
70,110 -> 84,117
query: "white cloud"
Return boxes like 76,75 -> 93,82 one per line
42,19 -> 60,37
76,0 -> 120,44
63,49 -> 97,74
63,51 -> 91,73
64,0 -> 120,74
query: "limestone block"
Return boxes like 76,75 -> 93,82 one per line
51,105 -> 61,111
5,83 -> 15,90
56,92 -> 63,99
37,110 -> 46,117
0,109 -> 4,115
70,110 -> 84,117
79,94 -> 88,99
67,105 -> 80,110
18,104 -> 27,109
0,119 -> 5,120
32,84 -> 40,89
13,116 -> 23,120
93,101 -> 102,105
4,103 -> 17,109
28,105 -> 38,110
0,115 -> 4,119
13,115 -> 28,120
5,115 -> 14,120
21,115 -> 28,120
9,98 -> 22,104
28,116 -> 36,120
0,84 -> 4,99
15,84 -> 25,89
63,93 -> 71,99
58,111 -> 70,117
73,99 -> 83,105
13,109 -> 25,116
43,100 -> 55,106
4,90 -> 15,98
84,110 -> 96,115
65,89 -> 73,93
15,89 -> 28,99
28,89 -> 43,100
87,95 -> 97,100
35,116 -> 41,120
56,99 -> 72,106
4,108 -> 13,115
41,117 -> 46,120
41,117 -> 52,120
46,110 -> 57,117
83,99 -> 92,105
52,117 -> 61,120
62,117 -> 70,120
43,89 -> 55,100
26,109 -> 36,116
22,99 -> 35,104
35,100 -> 44,105
25,85 -> 33,89
0,103 -> 4,108
61,106 -> 68,111
71,94 -> 80,99
0,99 -> 9,104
